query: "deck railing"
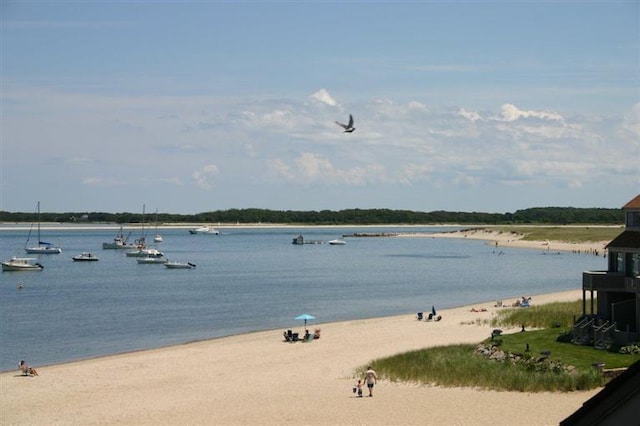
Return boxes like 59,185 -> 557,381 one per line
594,321 -> 616,350
572,317 -> 594,345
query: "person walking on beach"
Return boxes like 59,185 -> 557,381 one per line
364,366 -> 377,397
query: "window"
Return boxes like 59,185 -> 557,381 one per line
632,253 -> 640,277
626,211 -> 640,228
610,251 -> 624,273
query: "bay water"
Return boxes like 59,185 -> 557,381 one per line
0,226 -> 605,371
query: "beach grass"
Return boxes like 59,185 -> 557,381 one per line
365,299 -> 640,392
493,226 -> 621,243
491,299 -> 585,329
365,344 -> 605,392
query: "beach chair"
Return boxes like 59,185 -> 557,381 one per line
283,329 -> 295,342
19,363 -> 29,376
18,361 -> 37,376
417,312 -> 423,321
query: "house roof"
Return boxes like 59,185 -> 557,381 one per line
560,360 -> 640,425
606,230 -> 640,249
623,194 -> 640,209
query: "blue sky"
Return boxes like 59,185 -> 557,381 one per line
1,1 -> 638,215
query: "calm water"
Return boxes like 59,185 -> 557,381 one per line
0,226 -> 605,371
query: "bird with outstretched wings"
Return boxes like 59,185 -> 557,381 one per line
335,114 -> 355,133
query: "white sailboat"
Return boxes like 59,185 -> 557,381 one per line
153,209 -> 163,243
25,201 -> 62,254
125,204 -> 151,257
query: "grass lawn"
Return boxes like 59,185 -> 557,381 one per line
495,328 -> 640,370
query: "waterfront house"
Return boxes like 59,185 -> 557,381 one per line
577,194 -> 640,347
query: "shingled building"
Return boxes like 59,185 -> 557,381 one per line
576,194 -> 640,347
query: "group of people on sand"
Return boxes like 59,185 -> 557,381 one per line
353,366 -> 377,398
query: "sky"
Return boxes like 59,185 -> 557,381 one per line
1,1 -> 638,215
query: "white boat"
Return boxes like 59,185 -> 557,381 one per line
124,204 -> 151,255
25,202 -> 62,254
126,247 -> 164,258
72,252 -> 99,261
102,227 -> 136,249
2,257 -> 44,272
328,239 -> 346,245
189,226 -> 219,235
153,209 -> 163,242
164,261 -> 196,269
137,255 -> 168,264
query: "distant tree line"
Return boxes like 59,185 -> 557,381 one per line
0,207 -> 623,225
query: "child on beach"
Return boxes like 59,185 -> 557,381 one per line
353,379 -> 363,397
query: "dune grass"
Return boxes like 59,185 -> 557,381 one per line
491,299 -> 585,329
361,300 -> 640,392
364,344 -> 605,392
493,226 -> 621,243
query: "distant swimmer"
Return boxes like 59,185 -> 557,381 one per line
335,114 -> 355,133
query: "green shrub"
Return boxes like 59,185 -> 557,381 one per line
556,330 -> 573,343
620,343 -> 640,355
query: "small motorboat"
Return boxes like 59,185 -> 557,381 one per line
72,252 -> 99,261
328,239 -> 346,245
189,226 -> 219,235
136,254 -> 168,264
164,261 -> 196,269
126,247 -> 164,258
2,257 -> 44,271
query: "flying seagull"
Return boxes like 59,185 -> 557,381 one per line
335,114 -> 355,133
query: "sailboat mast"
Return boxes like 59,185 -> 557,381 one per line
36,201 -> 41,245
142,204 -> 146,240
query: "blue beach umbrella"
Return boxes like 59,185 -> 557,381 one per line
295,313 -> 315,329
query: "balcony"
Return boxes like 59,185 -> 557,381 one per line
583,271 -> 626,291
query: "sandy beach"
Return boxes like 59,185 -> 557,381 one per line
1,289 -> 599,426
402,227 -> 610,255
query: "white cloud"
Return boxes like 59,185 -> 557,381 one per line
310,89 -> 337,106
261,109 -> 294,128
268,153 -> 386,186
82,177 -> 126,186
192,164 -> 219,190
4,84 -> 638,212
458,108 -> 481,122
498,104 -> 564,122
